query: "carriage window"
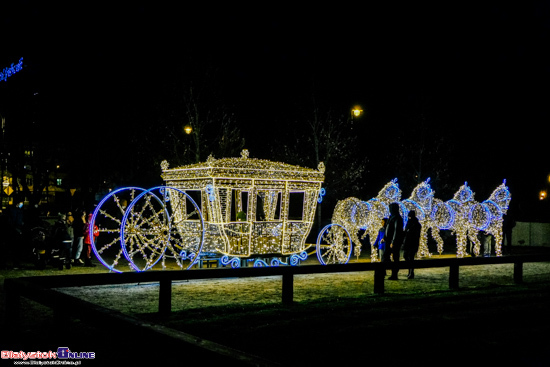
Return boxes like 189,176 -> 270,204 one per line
257,190 -> 282,221
274,192 -> 282,220
288,192 -> 305,220
256,193 -> 266,221
185,190 -> 202,220
230,190 -> 249,222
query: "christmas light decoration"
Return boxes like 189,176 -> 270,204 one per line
321,179 -> 511,264
90,150 -> 325,271
0,57 -> 24,82
330,179 -> 401,262
90,151 -> 510,270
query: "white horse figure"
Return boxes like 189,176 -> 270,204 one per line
329,179 -> 511,261
478,180 -> 512,256
401,178 -> 454,258
447,180 -> 511,257
446,182 -> 482,257
331,179 -> 402,261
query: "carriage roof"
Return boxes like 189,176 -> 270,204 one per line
160,153 -> 325,183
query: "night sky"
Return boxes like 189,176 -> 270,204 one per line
2,2 -> 549,217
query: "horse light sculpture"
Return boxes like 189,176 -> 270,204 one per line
317,179 -> 511,264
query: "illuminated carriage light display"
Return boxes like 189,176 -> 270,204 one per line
90,150 -> 325,272
324,178 -> 511,264
90,149 -> 511,270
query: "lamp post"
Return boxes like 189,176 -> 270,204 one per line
183,124 -> 200,163
351,106 -> 363,119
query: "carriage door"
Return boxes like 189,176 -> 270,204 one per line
227,189 -> 251,256
283,191 -> 306,253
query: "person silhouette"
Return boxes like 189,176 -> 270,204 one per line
403,210 -> 421,279
385,203 -> 404,280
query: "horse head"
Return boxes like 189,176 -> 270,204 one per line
376,178 -> 402,205
484,179 -> 511,214
452,182 -> 475,203
406,178 -> 434,211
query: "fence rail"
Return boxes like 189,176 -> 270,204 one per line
4,254 -> 550,366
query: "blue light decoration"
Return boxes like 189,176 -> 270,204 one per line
253,258 -> 270,267
221,255 -> 241,268
289,251 -> 308,265
205,184 -> 216,202
0,58 -> 24,82
317,187 -> 326,203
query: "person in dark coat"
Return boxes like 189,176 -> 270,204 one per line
502,213 -> 516,255
71,209 -> 86,265
403,210 -> 422,279
53,213 -> 73,269
385,203 -> 404,280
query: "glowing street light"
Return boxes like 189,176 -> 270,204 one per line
351,106 -> 363,119
183,125 -> 193,135
540,190 -> 547,200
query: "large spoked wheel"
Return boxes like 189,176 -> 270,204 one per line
157,186 -> 205,269
90,187 -> 146,273
121,186 -> 205,271
316,223 -> 353,265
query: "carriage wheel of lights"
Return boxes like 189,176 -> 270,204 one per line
120,186 -> 205,272
316,223 -> 353,265
90,187 -> 147,273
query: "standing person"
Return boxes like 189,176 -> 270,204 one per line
71,209 -> 86,265
374,218 -> 389,276
83,213 -> 98,267
502,213 -> 516,255
53,213 -> 73,269
66,211 -> 74,253
482,231 -> 493,257
385,203 -> 404,280
403,210 -> 421,279
374,218 -> 388,262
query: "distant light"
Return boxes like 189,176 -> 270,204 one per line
540,190 -> 547,200
351,106 -> 363,118
183,125 -> 193,134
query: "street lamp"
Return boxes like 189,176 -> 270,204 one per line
183,125 -> 193,135
351,106 -> 363,119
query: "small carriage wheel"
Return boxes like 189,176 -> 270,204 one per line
90,187 -> 147,273
121,186 -> 205,271
316,223 -> 353,265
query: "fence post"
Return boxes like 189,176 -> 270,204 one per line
282,273 -> 294,305
514,261 -> 524,284
374,265 -> 385,294
449,264 -> 459,289
159,278 -> 172,315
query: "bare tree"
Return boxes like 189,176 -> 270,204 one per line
272,106 -> 367,230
